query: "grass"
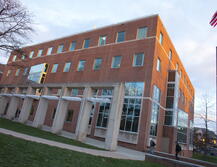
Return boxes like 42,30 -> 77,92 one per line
0,117 -> 101,150
193,153 -> 217,164
0,133 -> 165,167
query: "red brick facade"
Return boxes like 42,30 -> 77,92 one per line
0,15 -> 194,156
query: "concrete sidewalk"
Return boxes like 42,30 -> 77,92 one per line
0,128 -> 145,161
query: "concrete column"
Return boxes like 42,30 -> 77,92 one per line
6,87 -> 20,120
18,87 -> 34,123
32,87 -> 50,128
75,87 -> 92,141
0,96 -> 9,116
105,83 -> 125,151
51,87 -> 70,134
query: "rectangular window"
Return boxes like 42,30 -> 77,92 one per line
150,85 -> 161,136
23,68 -> 28,76
63,62 -> 71,72
177,110 -> 188,143
169,49 -> 172,60
97,103 -> 110,128
15,69 -> 20,76
65,110 -> 74,122
119,82 -> 144,132
6,70 -> 11,76
83,39 -> 90,48
77,60 -> 86,71
156,58 -> 161,71
69,41 -> 76,51
99,35 -> 107,46
29,51 -> 34,58
12,55 -> 17,62
52,108 -> 56,119
133,53 -> 144,67
51,64 -> 58,73
47,47 -> 53,55
137,27 -> 147,39
21,55 -> 26,60
71,88 -> 78,96
116,31 -> 125,43
159,32 -> 163,44
37,49 -> 43,57
111,56 -> 122,68
57,44 -> 64,53
93,58 -> 102,70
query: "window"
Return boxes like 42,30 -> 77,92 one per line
28,63 -> 48,83
125,82 -> 144,97
77,60 -> 86,71
150,85 -> 161,136
156,58 -> 161,71
111,56 -> 122,68
23,68 -> 28,76
169,49 -> 172,60
15,69 -> 20,76
116,31 -> 125,43
57,44 -> 64,53
137,27 -> 147,39
6,70 -> 11,76
71,88 -> 79,96
89,104 -> 95,125
97,103 -> 110,128
47,47 -> 53,55
99,35 -> 107,46
69,41 -> 76,51
51,64 -> 58,73
37,49 -> 43,57
93,58 -> 102,70
159,32 -> 163,44
52,108 -> 56,119
83,39 -> 90,48
96,89 -> 112,128
120,82 -> 144,132
65,110 -> 74,122
29,51 -> 34,58
133,53 -> 144,67
12,55 -> 17,62
177,110 -> 188,143
21,55 -> 26,60
63,62 -> 71,72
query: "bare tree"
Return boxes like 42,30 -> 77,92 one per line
0,0 -> 33,53
194,94 -> 215,155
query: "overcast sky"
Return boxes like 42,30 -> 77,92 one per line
1,0 -> 216,131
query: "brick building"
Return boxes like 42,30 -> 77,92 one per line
0,64 -> 5,81
0,14 -> 195,156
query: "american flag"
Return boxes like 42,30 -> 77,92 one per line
210,11 -> 217,27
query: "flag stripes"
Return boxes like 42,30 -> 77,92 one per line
210,11 -> 217,27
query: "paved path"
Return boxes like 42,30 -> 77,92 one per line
0,128 -> 145,161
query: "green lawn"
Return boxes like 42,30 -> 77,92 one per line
0,133 -> 165,167
0,118 -> 100,150
193,153 -> 217,164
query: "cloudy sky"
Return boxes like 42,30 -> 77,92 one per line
1,0 -> 216,131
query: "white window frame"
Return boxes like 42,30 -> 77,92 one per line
156,58 -> 161,72
51,64 -> 58,73
133,53 -> 144,67
37,49 -> 43,57
111,56 -> 122,68
47,47 -> 53,55
63,62 -> 71,72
